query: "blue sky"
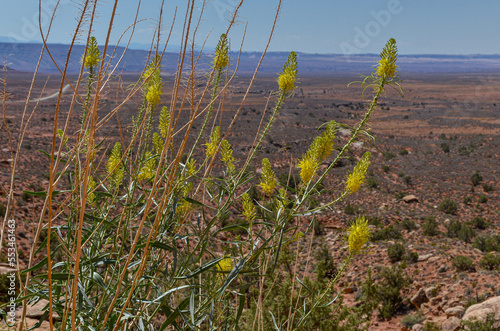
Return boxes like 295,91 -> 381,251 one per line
1,0 -> 500,55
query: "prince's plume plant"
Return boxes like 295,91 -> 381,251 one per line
0,1 -> 403,329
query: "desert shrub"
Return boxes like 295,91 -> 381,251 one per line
422,216 -> 440,236
478,194 -> 488,203
403,175 -> 412,186
367,217 -> 384,228
452,255 -> 476,272
400,219 -> 417,231
463,195 -> 473,205
399,149 -> 409,156
315,245 -> 337,280
361,266 -> 411,319
482,183 -> 495,192
472,234 -> 500,252
394,191 -> 406,200
384,151 -> 396,160
401,312 -> 425,328
461,313 -> 500,330
371,225 -> 402,242
438,198 -> 458,215
479,254 -> 500,270
313,217 -> 325,235
471,172 -> 483,186
365,176 -> 379,189
423,322 -> 440,331
440,143 -> 450,153
439,133 -> 447,140
2,3 -> 404,328
446,220 -> 476,243
344,202 -> 362,215
382,165 -> 390,173
387,243 -> 406,262
469,216 -> 489,230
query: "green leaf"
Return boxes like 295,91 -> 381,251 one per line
295,276 -> 312,294
34,273 -> 74,280
218,258 -> 246,296
174,257 -> 223,279
184,197 -> 216,210
136,241 -> 176,252
22,257 -> 48,274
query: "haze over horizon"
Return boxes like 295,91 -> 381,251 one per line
1,1 -> 499,56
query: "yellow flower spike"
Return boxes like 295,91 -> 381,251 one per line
137,151 -> 156,181
277,51 -> 298,94
348,216 -> 370,254
259,158 -> 277,195
152,132 -> 163,155
276,188 -> 288,210
159,106 -> 170,139
185,158 -> 196,177
205,126 -> 220,158
143,55 -> 163,108
87,176 -> 96,205
82,36 -> 100,69
216,256 -> 233,273
106,142 -> 125,187
346,152 -> 371,194
220,140 -> 235,174
213,34 -> 229,71
376,38 -> 398,80
242,192 -> 256,222
297,153 -> 317,184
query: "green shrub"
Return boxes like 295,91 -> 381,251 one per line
371,225 -> 402,242
400,219 -> 417,231
438,198 -> 458,215
382,165 -> 390,173
479,254 -> 500,270
315,245 -> 337,279
423,322 -> 440,331
399,149 -> 408,156
422,216 -> 440,236
482,183 -> 494,192
451,255 -> 476,272
471,172 -> 483,186
472,234 -> 500,252
461,313 -> 499,330
401,312 -> 425,328
404,251 -> 419,264
365,176 -> 379,189
469,216 -> 488,230
387,243 -> 406,262
440,143 -> 450,153
446,220 -> 476,243
463,195 -> 473,205
361,266 -> 411,319
478,194 -> 488,203
384,151 -> 396,160
344,202 -> 361,215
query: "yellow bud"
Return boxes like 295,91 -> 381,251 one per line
213,34 -> 229,71
242,192 -> 256,222
82,36 -> 100,69
277,51 -> 297,94
346,152 -> 371,194
205,127 -> 220,158
159,106 -> 170,138
259,158 -> 277,195
376,38 -> 398,80
297,154 -> 317,184
106,142 -> 124,187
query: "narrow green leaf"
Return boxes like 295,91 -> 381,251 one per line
21,257 -> 48,274
295,276 -> 312,294
174,257 -> 223,279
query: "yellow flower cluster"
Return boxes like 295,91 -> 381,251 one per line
278,51 -> 297,94
159,106 -> 170,139
376,38 -> 398,80
152,132 -> 163,155
143,55 -> 163,108
298,154 -> 317,184
185,158 -> 196,177
348,216 -> 370,254
259,158 -> 277,195
213,34 -> 229,71
137,151 -> 156,181
345,152 -> 371,194
82,36 -> 100,69
178,182 -> 194,216
276,188 -> 288,211
241,192 -> 256,222
298,121 -> 337,184
106,142 -> 125,187
216,256 -> 233,273
220,140 -> 235,174
205,127 -> 220,158
87,176 -> 96,205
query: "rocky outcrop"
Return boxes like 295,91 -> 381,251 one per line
462,296 -> 500,328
